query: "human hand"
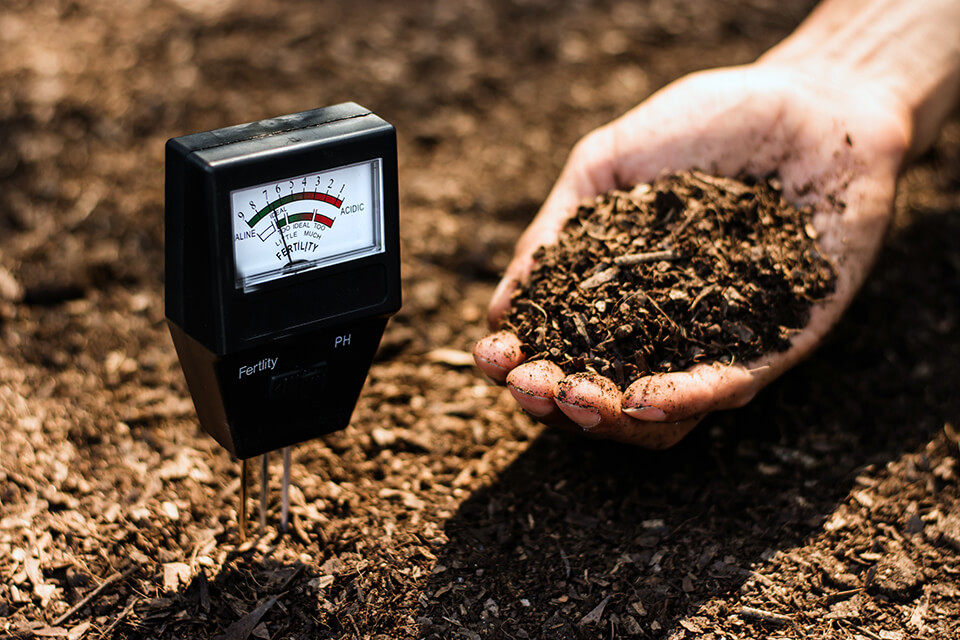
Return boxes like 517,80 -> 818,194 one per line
474,63 -> 910,447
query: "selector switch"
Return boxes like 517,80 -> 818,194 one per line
269,363 -> 327,400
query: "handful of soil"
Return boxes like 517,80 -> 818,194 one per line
502,170 -> 837,389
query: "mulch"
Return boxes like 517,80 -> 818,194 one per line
504,171 -> 836,388
1,1 -> 958,638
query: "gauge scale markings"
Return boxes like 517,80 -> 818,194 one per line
231,158 -> 384,290
246,191 -> 342,229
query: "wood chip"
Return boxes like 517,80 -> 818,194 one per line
212,596 -> 277,640
0,266 -> 23,302
163,562 -> 191,592
613,250 -> 677,266
579,595 -> 611,626
740,606 -> 793,625
579,266 -> 618,290
425,348 -> 475,367
68,621 -> 91,640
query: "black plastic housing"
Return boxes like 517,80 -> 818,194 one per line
165,103 -> 401,458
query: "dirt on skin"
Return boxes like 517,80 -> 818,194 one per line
1,1 -> 960,639
503,171 -> 836,389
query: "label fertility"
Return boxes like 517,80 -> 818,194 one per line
239,357 -> 278,379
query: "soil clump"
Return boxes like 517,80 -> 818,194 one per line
503,170 -> 837,388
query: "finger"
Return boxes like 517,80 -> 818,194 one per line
622,363 -> 760,422
505,359 -> 566,420
554,372 -> 701,448
486,183 -> 583,327
610,416 -> 703,450
553,372 -> 616,431
473,331 -> 527,383
487,273 -> 524,330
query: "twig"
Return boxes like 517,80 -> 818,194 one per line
572,313 -> 592,348
645,295 -> 685,338
53,567 -> 136,626
853,625 -> 883,640
824,587 -> 863,604
747,571 -> 777,588
876,521 -> 909,545
687,284 -> 718,312
740,606 -> 793,625
274,563 -> 305,593
99,597 -> 138,639
709,242 -> 731,273
291,513 -> 311,546
520,299 -> 548,322
613,250 -> 677,266
579,266 -> 618,290
688,169 -> 750,196
665,201 -> 703,241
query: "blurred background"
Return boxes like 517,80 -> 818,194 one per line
1,1 -> 958,639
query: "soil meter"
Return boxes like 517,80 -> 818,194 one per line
165,103 -> 400,535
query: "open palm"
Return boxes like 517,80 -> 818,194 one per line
474,63 -> 910,447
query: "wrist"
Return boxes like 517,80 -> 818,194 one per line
748,54 -> 914,173
758,0 -> 960,161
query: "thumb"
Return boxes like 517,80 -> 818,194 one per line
486,183 -> 578,327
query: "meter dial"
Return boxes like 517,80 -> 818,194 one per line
230,158 -> 384,290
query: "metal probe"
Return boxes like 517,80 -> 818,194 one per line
238,448 -> 294,540
260,452 -> 269,530
239,458 -> 249,541
281,446 -> 292,532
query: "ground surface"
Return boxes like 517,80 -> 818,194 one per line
1,1 -> 959,639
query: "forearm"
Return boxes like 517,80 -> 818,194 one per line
759,0 -> 960,160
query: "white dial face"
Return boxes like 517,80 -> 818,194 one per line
230,158 -> 384,290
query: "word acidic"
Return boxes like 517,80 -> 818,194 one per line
238,357 -> 278,379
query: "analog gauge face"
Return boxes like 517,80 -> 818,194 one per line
230,158 -> 384,290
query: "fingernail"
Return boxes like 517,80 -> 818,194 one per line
623,405 -> 668,421
508,385 -> 555,417
473,353 -> 508,377
556,401 -> 601,429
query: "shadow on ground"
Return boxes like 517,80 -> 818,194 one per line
418,205 -> 960,639
127,542 -> 323,640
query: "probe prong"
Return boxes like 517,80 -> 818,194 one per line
281,446 -> 291,532
239,458 -> 249,542
260,452 -> 269,530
